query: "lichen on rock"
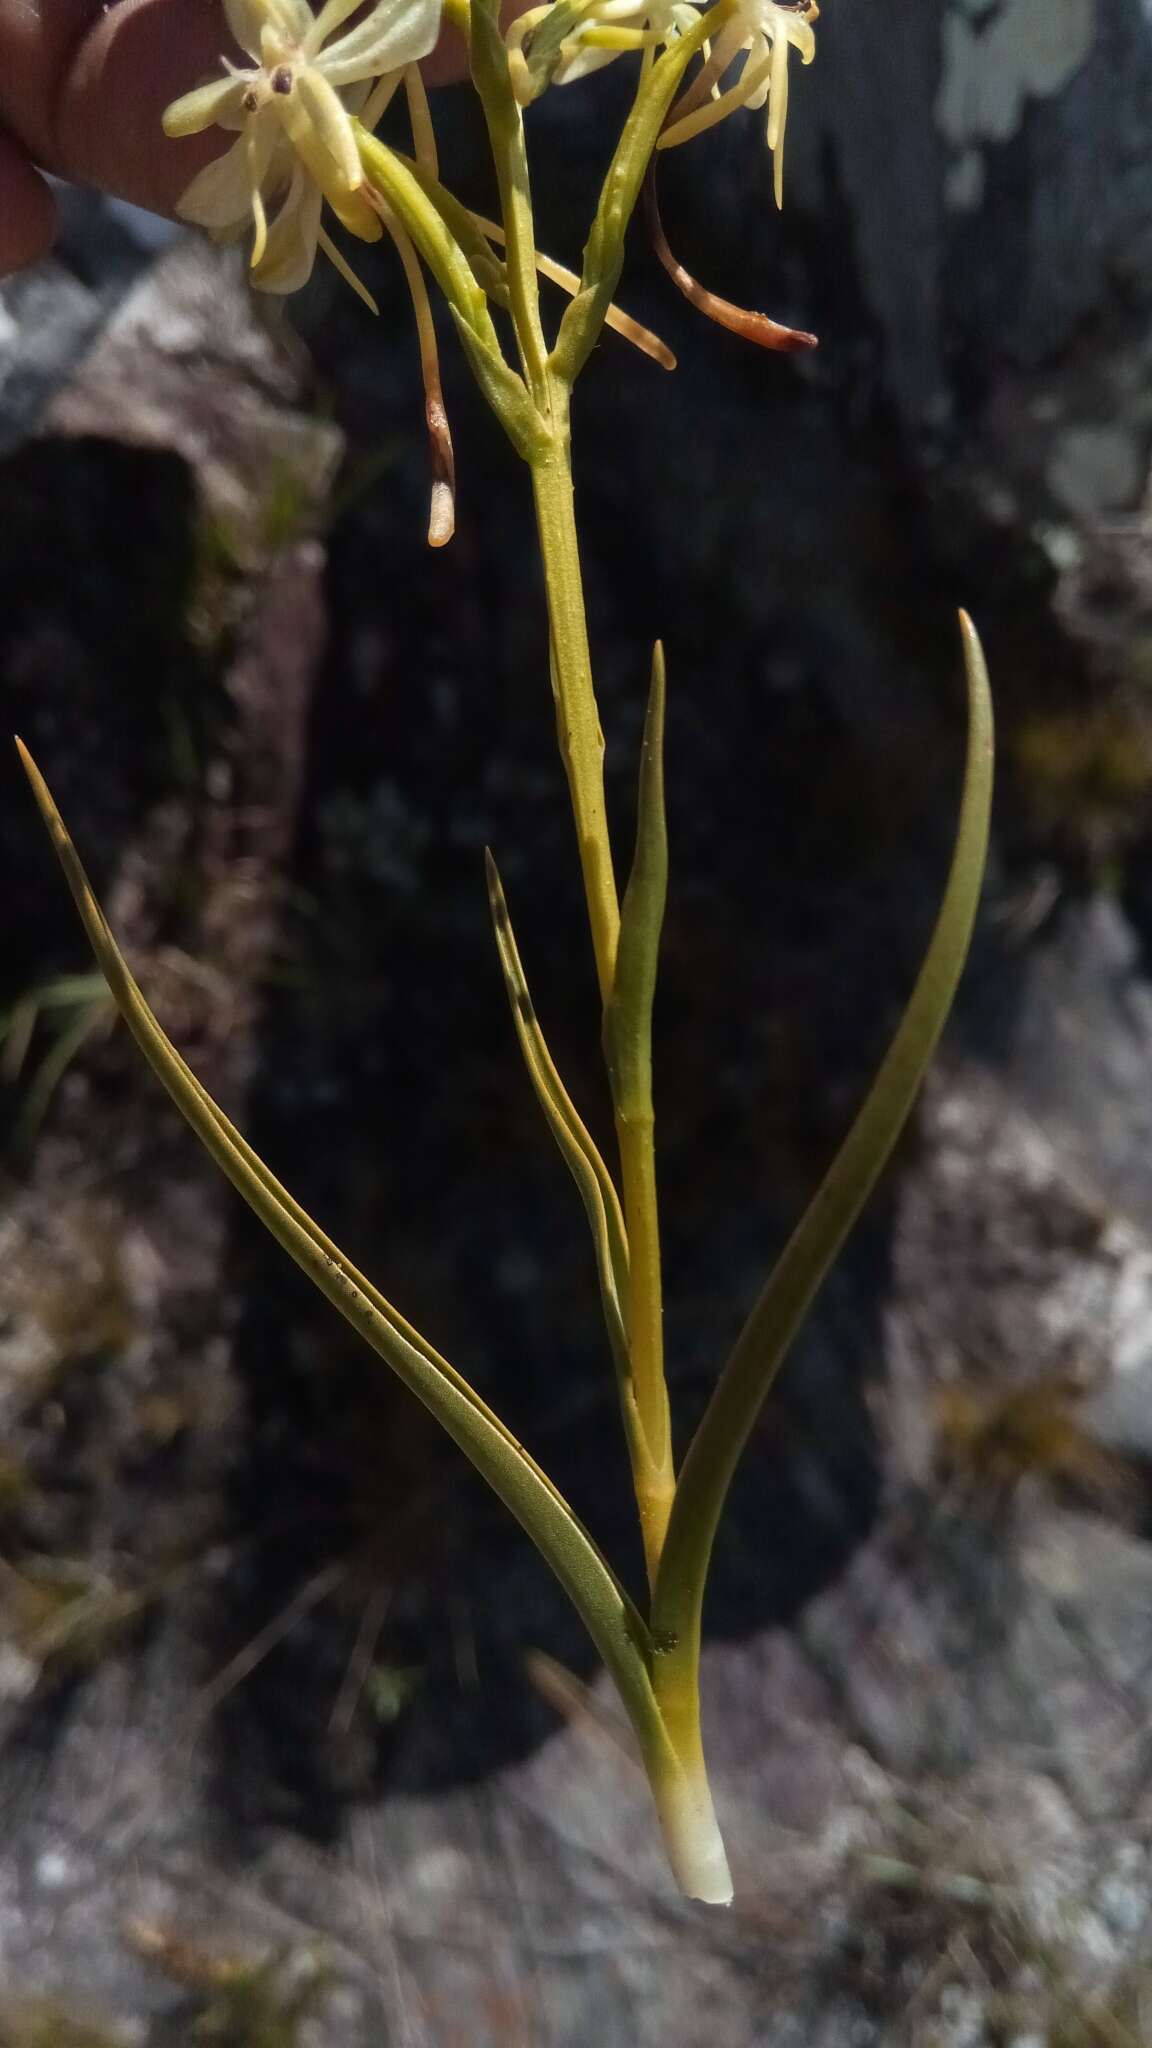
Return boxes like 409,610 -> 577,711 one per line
937,0 -> 1098,210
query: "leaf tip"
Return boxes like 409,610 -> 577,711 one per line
14,736 -> 56,831
484,848 -> 511,935
956,610 -> 993,746
644,643 -> 667,753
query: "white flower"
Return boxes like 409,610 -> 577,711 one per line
659,0 -> 818,207
507,0 -> 698,99
728,0 -> 818,205
163,0 -> 442,295
508,0 -> 817,205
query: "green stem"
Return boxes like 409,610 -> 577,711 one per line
526,391 -> 674,1580
469,0 -> 551,405
355,127 -> 544,462
617,1114 -> 674,1580
641,1703 -> 733,1905
460,2 -> 731,1895
529,399 -> 621,1004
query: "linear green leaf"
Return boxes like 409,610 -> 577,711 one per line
485,850 -> 632,1374
602,645 -> 673,1511
17,743 -> 658,1713
650,611 -> 994,1649
603,641 -> 667,1124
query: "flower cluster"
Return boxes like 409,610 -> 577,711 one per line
506,0 -> 700,95
160,0 -> 821,550
661,0 -> 819,207
162,0 -> 441,296
164,0 -> 819,307
510,0 -> 818,207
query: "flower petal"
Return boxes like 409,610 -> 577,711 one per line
222,0 -> 275,58
246,119 -> 283,261
330,185 -> 385,241
316,0 -> 442,86
265,0 -> 317,40
290,65 -> 364,190
786,15 -> 815,63
766,24 -> 787,150
174,135 -> 256,228
739,34 -> 772,111
554,41 -> 625,82
304,0 -> 369,55
341,79 -> 375,115
316,223 -> 381,312
746,0 -> 814,62
162,74 -> 249,138
272,68 -> 384,239
251,175 -> 324,293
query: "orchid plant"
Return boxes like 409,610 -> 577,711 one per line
20,0 -> 993,1903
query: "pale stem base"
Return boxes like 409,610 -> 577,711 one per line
649,1751 -> 733,1906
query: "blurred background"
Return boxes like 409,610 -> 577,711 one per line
3,1 -> 1152,2040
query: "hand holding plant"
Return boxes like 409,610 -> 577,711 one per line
19,0 -> 994,1903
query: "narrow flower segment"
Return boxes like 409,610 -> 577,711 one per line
162,0 -> 442,295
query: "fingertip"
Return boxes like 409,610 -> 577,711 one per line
0,133 -> 57,276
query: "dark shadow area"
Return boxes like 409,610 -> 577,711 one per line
0,436 -> 205,1002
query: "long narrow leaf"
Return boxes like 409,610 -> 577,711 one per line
603,642 -> 668,1126
486,851 -> 632,1372
602,646 -> 674,1508
651,613 -> 994,1644
17,743 -> 658,1715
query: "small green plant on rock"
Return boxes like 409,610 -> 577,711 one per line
129,1921 -> 329,2047
0,1999 -> 127,2048
0,972 -> 114,1152
18,0 -> 994,1901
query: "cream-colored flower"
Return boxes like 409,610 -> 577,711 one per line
509,0 -> 817,206
518,0 -> 700,91
507,0 -> 699,99
163,0 -> 442,295
659,0 -> 818,207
